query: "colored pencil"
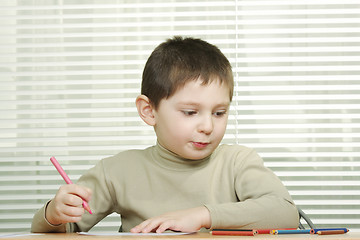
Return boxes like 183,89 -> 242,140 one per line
311,228 -> 349,234
50,156 -> 92,214
317,230 -> 348,235
274,229 -> 311,234
211,229 -> 257,236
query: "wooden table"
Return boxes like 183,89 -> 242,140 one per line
1,232 -> 359,240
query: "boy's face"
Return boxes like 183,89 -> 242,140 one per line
153,78 -> 230,160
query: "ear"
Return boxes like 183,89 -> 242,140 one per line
136,95 -> 156,126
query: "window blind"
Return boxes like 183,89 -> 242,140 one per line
0,0 -> 359,233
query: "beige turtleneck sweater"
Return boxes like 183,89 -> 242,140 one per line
31,143 -> 299,233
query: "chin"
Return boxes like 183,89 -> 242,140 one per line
186,151 -> 212,160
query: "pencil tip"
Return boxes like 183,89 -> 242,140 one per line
85,206 -> 93,214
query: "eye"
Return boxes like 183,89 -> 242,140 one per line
213,110 -> 227,117
182,110 -> 197,116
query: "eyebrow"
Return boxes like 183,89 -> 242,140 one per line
177,102 -> 230,108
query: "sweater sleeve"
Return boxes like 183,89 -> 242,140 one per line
204,147 -> 299,229
31,160 -> 116,233
72,159 -> 117,232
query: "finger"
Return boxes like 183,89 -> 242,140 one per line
132,218 -> 161,233
157,219 -> 184,233
57,185 -> 91,207
66,184 -> 92,203
62,192 -> 84,207
130,219 -> 151,233
156,222 -> 172,233
141,219 -> 165,233
62,204 -> 85,217
58,209 -> 83,223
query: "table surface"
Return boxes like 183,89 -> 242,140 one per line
1,232 -> 359,240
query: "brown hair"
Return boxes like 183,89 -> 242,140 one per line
141,36 -> 233,109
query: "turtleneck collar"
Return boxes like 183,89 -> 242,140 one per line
149,141 -> 212,171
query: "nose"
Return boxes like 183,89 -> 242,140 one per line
198,114 -> 214,134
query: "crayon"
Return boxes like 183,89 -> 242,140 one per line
50,156 -> 92,214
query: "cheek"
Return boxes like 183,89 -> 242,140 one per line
159,115 -> 188,134
214,118 -> 228,134
172,120 -> 192,136
169,120 -> 195,141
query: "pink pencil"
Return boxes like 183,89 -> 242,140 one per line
50,156 -> 92,214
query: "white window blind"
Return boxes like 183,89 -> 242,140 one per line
1,0 -> 359,233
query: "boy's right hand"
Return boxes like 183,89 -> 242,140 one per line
45,184 -> 92,226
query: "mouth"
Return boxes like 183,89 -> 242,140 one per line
192,142 -> 209,148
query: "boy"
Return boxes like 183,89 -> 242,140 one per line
31,36 -> 299,233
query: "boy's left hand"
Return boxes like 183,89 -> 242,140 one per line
130,206 -> 211,233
